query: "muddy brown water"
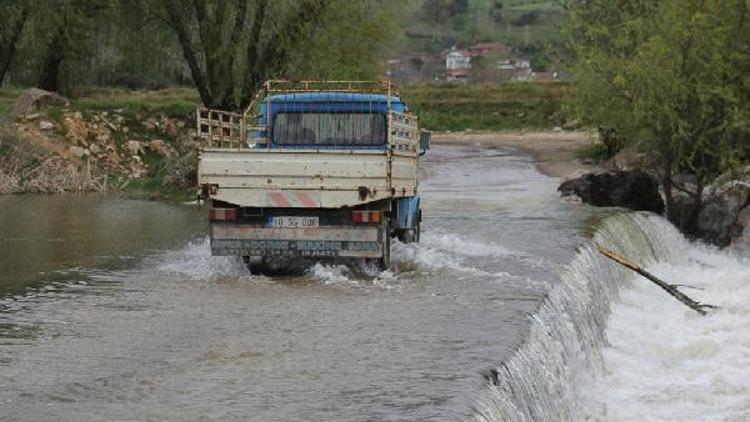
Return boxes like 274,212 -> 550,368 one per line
0,145 -> 605,421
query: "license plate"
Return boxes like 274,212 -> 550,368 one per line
269,216 -> 319,228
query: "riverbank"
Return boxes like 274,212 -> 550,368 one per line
434,130 -> 599,179
0,88 -> 198,200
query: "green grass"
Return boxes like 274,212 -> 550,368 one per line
119,176 -> 194,202
0,87 -> 199,122
506,1 -> 561,11
71,87 -> 199,118
576,143 -> 611,163
0,88 -> 22,122
403,81 -> 570,131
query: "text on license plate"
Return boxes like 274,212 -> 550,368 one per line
269,216 -> 319,228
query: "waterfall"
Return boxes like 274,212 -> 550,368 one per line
470,212 -> 693,421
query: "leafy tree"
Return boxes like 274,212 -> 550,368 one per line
490,1 -> 504,23
160,0 -> 327,109
284,0 -> 397,81
565,0 -> 750,230
0,0 -> 30,87
420,0 -> 469,25
13,0 -> 112,92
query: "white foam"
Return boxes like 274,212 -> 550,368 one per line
581,245 -> 750,421
152,237 -> 249,279
392,231 -> 516,276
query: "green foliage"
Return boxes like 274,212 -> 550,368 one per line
576,143 -> 611,163
119,176 -> 194,201
2,0 -> 398,100
567,0 -> 750,180
0,0 -> 30,87
285,1 -> 397,80
396,0 -> 566,70
11,0 -> 113,91
420,0 -> 469,25
404,81 -> 568,131
70,88 -> 199,117
0,88 -> 21,122
156,0 -> 403,109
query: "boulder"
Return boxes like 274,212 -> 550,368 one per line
669,172 -> 750,248
39,120 -> 55,130
149,139 -> 172,158
127,140 -> 143,156
63,112 -> 89,145
142,118 -> 158,131
562,119 -> 580,131
13,88 -> 70,116
163,119 -> 180,137
603,147 -> 650,171
558,169 -> 665,213
69,146 -> 88,158
731,207 -> 750,254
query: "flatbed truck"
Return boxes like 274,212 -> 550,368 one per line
196,81 -> 429,272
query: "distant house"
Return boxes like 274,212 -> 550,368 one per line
446,47 -> 472,71
385,53 -> 444,83
497,57 -> 533,81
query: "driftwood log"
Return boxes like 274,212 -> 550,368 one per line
596,244 -> 716,316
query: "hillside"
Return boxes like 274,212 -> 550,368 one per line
395,0 -> 567,70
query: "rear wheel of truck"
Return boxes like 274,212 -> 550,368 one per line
376,232 -> 391,271
397,211 -> 422,244
243,256 -> 270,275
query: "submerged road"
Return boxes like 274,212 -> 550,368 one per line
0,144 -> 604,421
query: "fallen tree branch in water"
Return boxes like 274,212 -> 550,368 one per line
595,244 -> 716,316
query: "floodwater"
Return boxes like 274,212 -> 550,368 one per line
0,144 -> 604,421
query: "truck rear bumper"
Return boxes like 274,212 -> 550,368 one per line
210,224 -> 383,258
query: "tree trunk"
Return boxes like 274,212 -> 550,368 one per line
686,177 -> 705,236
0,6 -> 30,87
38,27 -> 66,92
661,157 -> 676,222
164,0 -> 215,107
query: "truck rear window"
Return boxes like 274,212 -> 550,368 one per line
272,113 -> 386,147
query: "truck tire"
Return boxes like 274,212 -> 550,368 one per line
397,210 -> 421,243
377,232 -> 391,271
244,256 -> 272,275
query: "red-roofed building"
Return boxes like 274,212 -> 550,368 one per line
467,42 -> 512,58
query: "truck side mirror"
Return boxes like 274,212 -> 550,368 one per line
419,131 -> 431,154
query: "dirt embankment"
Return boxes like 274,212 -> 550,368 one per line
0,89 -> 198,199
434,131 -> 599,179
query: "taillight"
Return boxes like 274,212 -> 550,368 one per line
352,211 -> 381,224
209,208 -> 237,222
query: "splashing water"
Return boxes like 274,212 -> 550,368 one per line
472,212 -> 750,422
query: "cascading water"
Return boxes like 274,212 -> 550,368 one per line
472,212 -> 749,421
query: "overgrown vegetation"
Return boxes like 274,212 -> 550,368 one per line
404,81 -> 569,131
0,88 -> 198,199
0,0 -> 399,101
565,0 -> 750,235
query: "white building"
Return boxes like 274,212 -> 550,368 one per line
445,47 -> 471,71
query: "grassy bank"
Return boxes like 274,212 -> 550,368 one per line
403,82 -> 570,132
0,87 -> 199,200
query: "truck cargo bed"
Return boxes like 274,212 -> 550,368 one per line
199,148 -> 417,208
